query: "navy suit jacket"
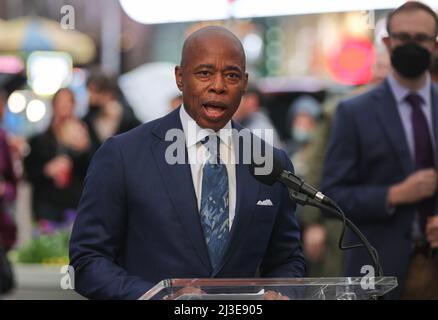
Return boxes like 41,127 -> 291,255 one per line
321,80 -> 438,299
69,107 -> 306,299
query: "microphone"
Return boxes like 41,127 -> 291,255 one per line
249,156 -> 328,204
249,155 -> 384,277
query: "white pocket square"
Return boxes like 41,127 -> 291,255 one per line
257,199 -> 273,206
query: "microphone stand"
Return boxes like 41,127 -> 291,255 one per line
287,189 -> 384,279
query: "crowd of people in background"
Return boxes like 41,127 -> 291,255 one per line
0,70 -> 142,295
19,73 -> 142,227
2,1 -> 438,299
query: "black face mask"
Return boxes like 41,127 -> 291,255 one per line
391,42 -> 431,79
87,105 -> 102,118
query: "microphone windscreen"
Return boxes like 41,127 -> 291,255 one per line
249,156 -> 284,186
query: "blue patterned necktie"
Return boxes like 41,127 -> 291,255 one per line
199,135 -> 229,269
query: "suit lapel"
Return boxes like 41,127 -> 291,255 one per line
374,80 -> 414,175
151,108 -> 211,272
213,124 -> 260,276
431,85 -> 438,168
430,84 -> 438,212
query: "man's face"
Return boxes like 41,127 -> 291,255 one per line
53,91 -> 75,122
175,35 -> 248,131
384,9 -> 438,55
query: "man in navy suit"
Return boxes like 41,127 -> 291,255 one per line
321,2 -> 438,299
69,26 -> 305,300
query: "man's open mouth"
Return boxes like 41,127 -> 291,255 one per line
202,101 -> 227,119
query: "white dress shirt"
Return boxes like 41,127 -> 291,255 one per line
179,105 -> 236,229
387,72 -> 435,160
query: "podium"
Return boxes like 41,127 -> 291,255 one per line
140,277 -> 398,300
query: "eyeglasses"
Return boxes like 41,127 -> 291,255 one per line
390,32 -> 436,44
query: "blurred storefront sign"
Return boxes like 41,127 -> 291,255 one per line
27,51 -> 72,97
27,51 -> 73,97
120,0 -> 438,25
0,17 -> 96,65
328,38 -> 375,85
0,55 -> 24,74
119,62 -> 180,122
120,0 -> 229,24
1,56 -> 88,136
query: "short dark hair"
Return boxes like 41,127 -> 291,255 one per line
245,83 -> 262,98
52,87 -> 75,106
386,1 -> 438,36
86,71 -> 119,96
244,83 -> 265,105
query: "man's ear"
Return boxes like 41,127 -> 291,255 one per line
243,73 -> 249,94
382,36 -> 392,54
175,66 -> 183,91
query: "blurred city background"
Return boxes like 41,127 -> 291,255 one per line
0,0 -> 437,299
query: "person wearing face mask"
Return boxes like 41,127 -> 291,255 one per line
286,95 -> 321,177
292,49 -> 392,280
321,1 -> 438,299
83,71 -> 142,154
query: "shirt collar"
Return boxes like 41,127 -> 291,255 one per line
179,105 -> 232,148
387,72 -> 431,106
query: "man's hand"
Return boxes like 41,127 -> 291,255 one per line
303,224 -> 327,263
59,120 -> 90,153
426,216 -> 438,248
264,290 -> 289,300
163,286 -> 205,300
388,169 -> 437,206
43,155 -> 73,188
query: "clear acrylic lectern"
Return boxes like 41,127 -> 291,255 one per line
140,277 -> 398,300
